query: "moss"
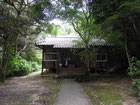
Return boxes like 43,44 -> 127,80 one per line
82,83 -> 99,105
82,83 -> 124,105
49,79 -> 62,105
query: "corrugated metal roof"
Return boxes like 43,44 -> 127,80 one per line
35,36 -> 109,48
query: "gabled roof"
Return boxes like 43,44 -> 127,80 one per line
35,35 -> 110,48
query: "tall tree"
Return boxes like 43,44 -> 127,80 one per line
33,0 -> 98,75
54,0 -> 97,71
90,0 -> 140,66
0,0 -> 42,82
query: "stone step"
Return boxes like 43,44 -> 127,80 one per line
68,64 -> 75,68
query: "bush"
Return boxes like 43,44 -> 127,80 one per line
6,50 -> 41,77
25,51 -> 41,64
7,55 -> 31,76
75,70 -> 90,82
128,57 -> 140,99
18,58 -> 31,75
31,62 -> 41,72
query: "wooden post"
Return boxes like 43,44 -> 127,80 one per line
56,49 -> 60,74
41,46 -> 44,74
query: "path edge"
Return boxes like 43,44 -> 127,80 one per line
49,79 -> 63,105
81,83 -> 95,105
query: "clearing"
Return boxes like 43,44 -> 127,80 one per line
0,71 -> 61,105
82,74 -> 140,105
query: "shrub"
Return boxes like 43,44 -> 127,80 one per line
25,51 -> 41,64
18,58 -> 31,75
31,62 -> 41,72
7,55 -> 31,76
128,57 -> 140,99
6,49 -> 42,77
75,70 -> 90,82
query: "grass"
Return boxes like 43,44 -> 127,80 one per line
82,83 -> 124,105
49,79 -> 62,105
38,77 -> 62,105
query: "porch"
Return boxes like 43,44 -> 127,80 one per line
42,48 -> 83,75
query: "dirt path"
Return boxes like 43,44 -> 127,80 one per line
0,71 -> 60,105
54,79 -> 93,105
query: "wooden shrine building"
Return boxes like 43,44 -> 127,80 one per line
35,35 -> 111,75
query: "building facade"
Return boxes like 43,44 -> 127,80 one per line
35,35 -> 111,75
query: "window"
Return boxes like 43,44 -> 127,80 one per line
44,52 -> 57,61
96,53 -> 107,62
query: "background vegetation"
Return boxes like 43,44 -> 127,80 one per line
0,0 -> 140,100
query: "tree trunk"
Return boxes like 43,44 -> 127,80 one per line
86,46 -> 90,71
15,37 -> 18,55
17,44 -> 27,56
129,16 -> 139,38
85,44 -> 90,80
0,34 -> 18,83
120,20 -> 132,67
124,34 -> 131,67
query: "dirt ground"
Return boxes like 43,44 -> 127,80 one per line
0,71 -> 61,105
84,74 -> 140,105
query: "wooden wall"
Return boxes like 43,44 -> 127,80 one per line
41,45 -> 112,74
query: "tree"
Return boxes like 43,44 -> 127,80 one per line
0,0 -> 42,82
32,0 -> 98,77
54,0 -> 97,72
15,25 -> 42,56
90,0 -> 140,66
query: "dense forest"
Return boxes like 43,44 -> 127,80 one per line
0,0 -> 140,99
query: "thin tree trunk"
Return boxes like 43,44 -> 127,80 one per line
86,46 -> 90,71
129,16 -> 139,38
15,37 -> 18,55
17,36 -> 27,56
1,42 -> 7,83
120,19 -> 131,67
17,44 -> 27,56
0,34 -> 18,83
124,34 -> 131,67
1,40 -> 11,82
85,44 -> 90,80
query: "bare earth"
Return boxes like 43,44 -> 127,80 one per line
0,71 -> 60,105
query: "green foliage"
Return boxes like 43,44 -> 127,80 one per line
7,51 -> 41,76
7,55 -> 31,76
25,51 -> 41,64
129,57 -> 140,76
90,0 -> 140,99
128,57 -> 140,99
31,0 -> 52,19
56,24 -> 76,35
75,69 -> 90,82
91,0 -> 140,45
31,62 -> 41,72
71,46 -> 97,66
75,74 -> 89,82
0,0 -> 44,82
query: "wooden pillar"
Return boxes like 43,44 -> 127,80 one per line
56,49 -> 60,74
41,46 -> 44,74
